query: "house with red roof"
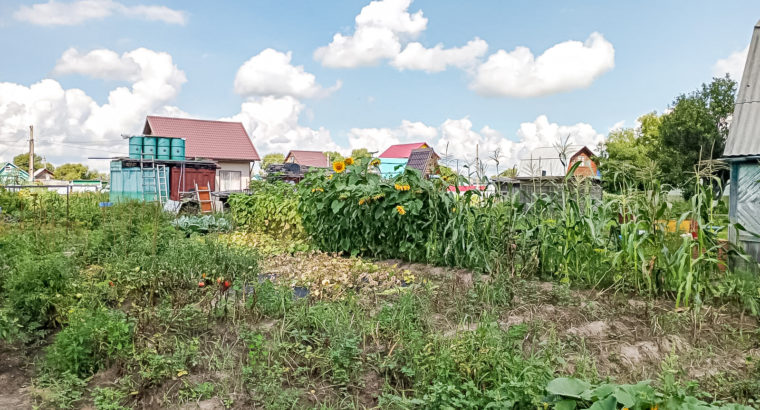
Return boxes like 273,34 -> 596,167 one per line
377,142 -> 438,178
379,142 -> 437,159
284,150 -> 329,168
143,116 -> 260,192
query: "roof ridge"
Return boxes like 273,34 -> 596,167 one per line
147,115 -> 243,125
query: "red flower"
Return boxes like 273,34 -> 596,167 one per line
109,281 -> 114,287
223,280 -> 231,289
198,281 -> 205,288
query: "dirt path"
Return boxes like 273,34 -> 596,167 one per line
0,345 -> 33,409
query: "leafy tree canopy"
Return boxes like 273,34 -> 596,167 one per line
262,153 -> 285,170
350,148 -> 372,160
324,151 -> 344,164
13,153 -> 54,173
657,75 -> 735,195
55,163 -> 99,181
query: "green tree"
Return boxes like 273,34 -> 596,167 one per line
658,75 -> 736,195
55,163 -> 99,181
261,153 -> 285,170
497,167 -> 518,178
12,153 -> 54,173
350,148 -> 372,160
324,151 -> 344,164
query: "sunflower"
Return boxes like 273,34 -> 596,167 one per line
396,205 -> 406,215
370,158 -> 381,167
344,157 -> 354,166
333,161 -> 346,173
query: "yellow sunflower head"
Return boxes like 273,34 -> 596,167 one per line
344,157 -> 354,166
370,158 -> 381,167
332,161 -> 346,173
396,205 -> 406,215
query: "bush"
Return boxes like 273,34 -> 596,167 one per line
228,181 -> 303,238
45,308 -> 133,377
1,253 -> 76,334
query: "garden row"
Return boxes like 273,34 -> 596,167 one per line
230,158 -> 759,315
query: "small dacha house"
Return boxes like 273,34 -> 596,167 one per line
143,116 -> 260,192
724,20 -> 760,266
378,142 -> 439,178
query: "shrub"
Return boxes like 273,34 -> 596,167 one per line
45,308 -> 133,377
1,253 -> 76,333
228,181 -> 303,238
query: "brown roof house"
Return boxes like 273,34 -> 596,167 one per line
143,116 -> 260,192
284,150 -> 329,168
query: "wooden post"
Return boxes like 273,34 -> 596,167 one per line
28,125 -> 34,182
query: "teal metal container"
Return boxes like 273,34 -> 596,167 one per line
109,161 -> 123,202
109,160 -> 168,202
142,136 -> 157,160
129,136 -> 143,159
157,137 -> 171,160
170,138 -> 186,160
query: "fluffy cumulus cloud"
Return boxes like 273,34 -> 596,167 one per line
223,96 -> 341,155
52,48 -> 143,81
14,0 -> 188,26
392,38 -> 488,72
315,0 -> 614,97
470,32 -> 615,97
348,119 -> 437,152
234,49 -> 341,98
347,114 -> 603,175
0,47 -> 186,170
713,45 -> 749,81
314,0 -> 484,72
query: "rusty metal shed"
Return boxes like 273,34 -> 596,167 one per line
725,20 -> 760,265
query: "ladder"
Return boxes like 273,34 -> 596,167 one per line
141,159 -> 157,203
140,159 -> 168,204
156,164 -> 169,204
195,182 -> 213,213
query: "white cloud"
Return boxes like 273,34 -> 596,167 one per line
315,0 -> 614,97
234,49 -> 341,98
223,96 -> 341,155
392,38 -> 488,72
713,45 -> 748,81
348,114 -> 603,176
470,32 -> 615,97
52,48 -> 142,81
348,119 -> 437,152
314,0 -> 484,72
0,47 -> 186,171
14,0 -> 188,26
314,0 -> 427,67
608,120 -> 625,132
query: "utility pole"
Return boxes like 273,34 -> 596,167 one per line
28,125 -> 34,182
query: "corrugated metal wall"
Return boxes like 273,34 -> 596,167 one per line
729,160 -> 760,265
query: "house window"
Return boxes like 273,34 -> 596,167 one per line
219,170 -> 241,192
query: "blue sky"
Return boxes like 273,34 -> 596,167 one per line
0,0 -> 758,170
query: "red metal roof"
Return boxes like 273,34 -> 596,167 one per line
446,185 -> 486,192
143,116 -> 260,161
285,150 -> 329,168
379,142 -> 436,158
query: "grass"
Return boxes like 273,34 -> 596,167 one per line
0,186 -> 758,409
